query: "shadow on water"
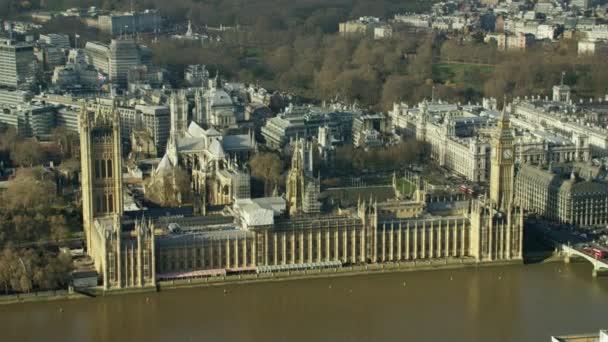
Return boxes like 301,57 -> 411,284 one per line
523,224 -> 558,265
523,250 -> 556,264
74,288 -> 96,298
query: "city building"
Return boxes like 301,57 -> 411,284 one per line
394,14 -> 431,28
80,103 -> 524,289
184,64 -> 209,87
571,0 -> 591,11
261,104 -> 357,149
0,38 -> 35,89
513,127 -> 590,165
352,113 -> 393,148
56,105 -> 81,132
52,49 -> 103,91
84,41 -> 110,73
339,17 -> 381,35
374,25 -> 393,39
0,102 -> 55,137
0,88 -> 32,106
516,163 -> 608,226
79,102 -> 156,289
39,46 -> 66,71
127,65 -> 164,90
108,39 -> 141,87
551,329 -> 608,342
134,104 -> 171,154
189,75 -> 247,131
87,99 -> 170,153
97,10 -> 161,35
578,39 -> 608,56
390,100 -> 491,182
511,86 -> 608,156
84,39 -> 146,88
497,33 -> 534,51
39,33 -> 71,49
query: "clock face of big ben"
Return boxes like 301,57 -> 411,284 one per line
502,148 -> 513,160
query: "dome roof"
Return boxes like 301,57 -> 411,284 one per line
210,89 -> 234,107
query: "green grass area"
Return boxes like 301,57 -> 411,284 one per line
432,63 -> 495,90
396,178 -> 416,195
245,47 -> 264,59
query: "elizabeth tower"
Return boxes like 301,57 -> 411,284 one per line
489,107 -> 515,212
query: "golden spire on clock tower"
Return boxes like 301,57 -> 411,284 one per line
489,102 -> 515,212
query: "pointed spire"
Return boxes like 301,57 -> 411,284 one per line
111,97 -> 120,122
215,71 -> 221,89
186,19 -> 193,36
498,95 -> 511,130
272,184 -> 279,197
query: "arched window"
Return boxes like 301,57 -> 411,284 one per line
101,159 -> 107,178
95,160 -> 101,178
107,159 -> 113,178
95,195 -> 102,214
100,194 -> 106,214
108,193 -> 114,213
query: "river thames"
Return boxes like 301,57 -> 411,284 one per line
1,262 -> 607,342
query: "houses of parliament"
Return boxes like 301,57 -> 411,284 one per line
79,101 -> 523,290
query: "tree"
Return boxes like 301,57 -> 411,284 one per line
408,36 -> 434,81
19,273 -> 32,293
38,252 -> 72,290
381,75 -> 418,111
0,247 -> 15,294
268,46 -> 294,74
49,215 -> 70,242
11,140 -> 45,167
250,152 -> 283,195
0,246 -> 73,293
3,167 -> 58,211
12,215 -> 38,242
0,126 -> 17,159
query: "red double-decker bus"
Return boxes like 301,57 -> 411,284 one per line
459,185 -> 475,195
583,247 -> 605,260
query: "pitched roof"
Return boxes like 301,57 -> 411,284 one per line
187,121 -> 206,138
176,137 -> 206,152
155,154 -> 173,176
208,139 -> 225,158
222,134 -> 254,151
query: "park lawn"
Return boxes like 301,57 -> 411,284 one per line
432,63 -> 495,91
396,178 -> 416,195
245,47 -> 265,59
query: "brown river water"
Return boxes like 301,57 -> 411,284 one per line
1,262 -> 607,342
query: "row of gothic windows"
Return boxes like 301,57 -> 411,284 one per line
95,193 -> 114,215
94,159 -> 113,179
